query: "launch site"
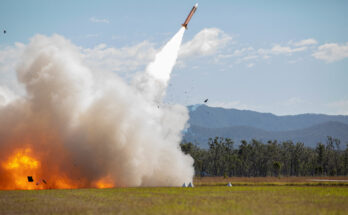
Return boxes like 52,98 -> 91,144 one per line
0,0 -> 347,214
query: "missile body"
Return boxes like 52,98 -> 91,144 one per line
182,3 -> 198,29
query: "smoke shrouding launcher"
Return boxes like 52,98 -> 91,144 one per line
182,3 -> 198,29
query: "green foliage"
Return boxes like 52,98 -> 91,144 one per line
273,161 -> 281,177
182,136 -> 348,177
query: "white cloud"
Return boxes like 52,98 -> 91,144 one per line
0,85 -> 18,106
231,47 -> 254,57
247,63 -> 254,68
182,37 -> 318,67
1,29 -> 234,87
241,38 -> 317,62
90,17 -> 110,24
281,97 -> 306,106
216,54 -> 234,59
270,45 -> 307,55
179,28 -> 232,58
207,98 -> 348,116
257,48 -> 267,55
215,46 -> 257,64
182,36 -> 319,67
234,54 -> 259,65
327,100 -> 348,115
208,101 -> 259,111
264,38 -> 316,54
292,38 -> 318,47
242,55 -> 258,61
82,41 -> 157,74
312,42 -> 348,63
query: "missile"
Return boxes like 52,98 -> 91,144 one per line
182,3 -> 198,29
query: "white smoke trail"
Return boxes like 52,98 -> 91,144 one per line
147,27 -> 185,84
0,27 -> 193,188
134,27 -> 185,103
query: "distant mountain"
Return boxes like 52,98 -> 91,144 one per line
184,105 -> 348,148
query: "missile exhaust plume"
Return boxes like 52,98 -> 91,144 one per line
0,27 -> 193,189
134,27 -> 185,102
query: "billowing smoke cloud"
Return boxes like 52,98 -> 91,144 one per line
0,27 -> 194,189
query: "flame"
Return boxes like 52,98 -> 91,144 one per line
0,146 -> 84,190
3,148 -> 39,170
54,177 -> 80,189
1,147 -> 41,190
94,176 -> 115,189
0,146 -> 117,190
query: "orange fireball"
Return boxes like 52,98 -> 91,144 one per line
1,147 -> 42,190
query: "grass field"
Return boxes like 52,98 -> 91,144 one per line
1,177 -> 348,215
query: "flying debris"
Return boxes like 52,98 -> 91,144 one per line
42,179 -> 47,184
3,30 -> 6,34
204,99 -> 208,103
27,176 -> 34,182
182,3 -> 198,29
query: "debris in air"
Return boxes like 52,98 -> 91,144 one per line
27,176 -> 34,182
204,99 -> 208,103
3,30 -> 6,34
42,179 -> 47,184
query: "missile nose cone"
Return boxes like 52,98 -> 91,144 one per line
195,3 -> 198,8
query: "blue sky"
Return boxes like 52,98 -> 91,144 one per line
1,0 -> 348,115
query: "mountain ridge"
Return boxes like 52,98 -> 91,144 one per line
184,105 -> 348,148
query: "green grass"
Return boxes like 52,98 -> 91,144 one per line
1,186 -> 348,214
196,182 -> 348,187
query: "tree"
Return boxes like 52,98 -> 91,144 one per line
181,136 -> 347,177
273,161 -> 282,177
316,143 -> 325,175
344,144 -> 348,175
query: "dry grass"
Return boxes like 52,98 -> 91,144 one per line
0,185 -> 348,214
194,176 -> 348,186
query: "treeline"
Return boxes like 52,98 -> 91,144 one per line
181,136 -> 348,177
